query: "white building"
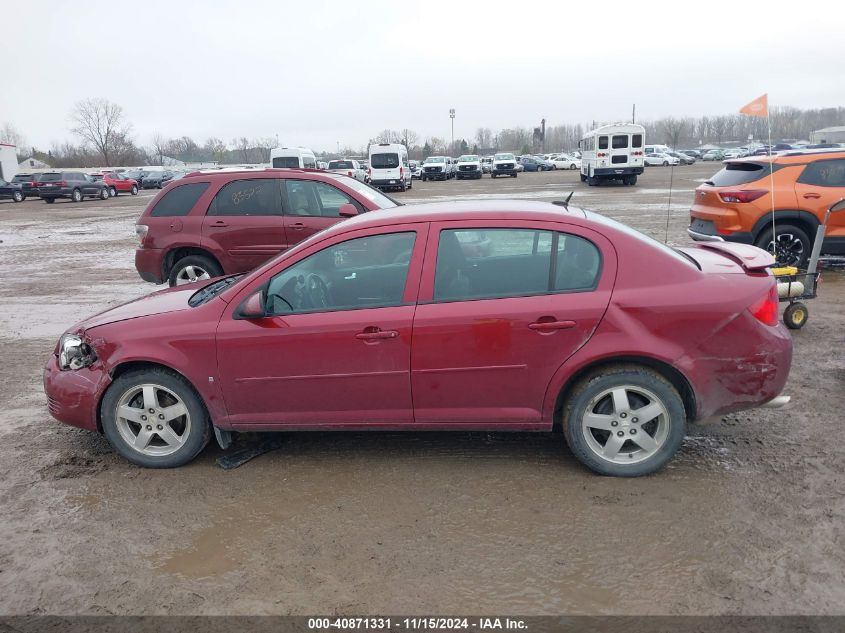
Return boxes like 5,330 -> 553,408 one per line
18,156 -> 51,170
810,126 -> 845,144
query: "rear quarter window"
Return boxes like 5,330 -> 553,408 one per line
709,162 -> 782,187
150,182 -> 210,217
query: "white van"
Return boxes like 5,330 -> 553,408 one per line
579,123 -> 645,186
644,144 -> 671,156
368,143 -> 412,191
270,147 -> 317,169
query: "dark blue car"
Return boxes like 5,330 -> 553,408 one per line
0,178 -> 25,203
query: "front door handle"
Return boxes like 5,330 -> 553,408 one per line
291,222 -> 306,231
528,319 -> 577,332
803,193 -> 821,199
355,327 -> 400,341
210,220 -> 228,227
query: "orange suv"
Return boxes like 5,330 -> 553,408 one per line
688,149 -> 845,266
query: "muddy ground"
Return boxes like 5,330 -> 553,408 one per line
0,164 -> 843,615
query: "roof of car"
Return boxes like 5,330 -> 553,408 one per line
728,148 -> 845,165
336,200 -> 587,232
183,167 -> 328,178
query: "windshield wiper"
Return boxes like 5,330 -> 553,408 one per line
188,274 -> 244,307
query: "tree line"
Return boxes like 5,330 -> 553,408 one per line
1,99 -> 842,168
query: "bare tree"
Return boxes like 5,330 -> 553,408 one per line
0,123 -> 26,149
203,137 -> 226,163
150,133 -> 167,166
399,128 -> 419,150
70,98 -> 132,166
475,127 -> 493,150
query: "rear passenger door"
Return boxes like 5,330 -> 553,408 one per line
281,179 -> 362,247
795,159 -> 845,245
201,178 -> 286,272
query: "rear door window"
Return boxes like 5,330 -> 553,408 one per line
208,179 -> 280,216
371,153 -> 400,168
612,135 -> 629,149
632,134 -> 643,148
150,182 -> 210,217
797,159 -> 845,187
598,136 -> 609,150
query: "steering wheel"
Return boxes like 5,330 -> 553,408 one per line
306,274 -> 331,309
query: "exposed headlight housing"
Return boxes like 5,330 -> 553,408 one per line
58,334 -> 97,371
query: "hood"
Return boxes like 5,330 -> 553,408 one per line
72,284 -> 201,333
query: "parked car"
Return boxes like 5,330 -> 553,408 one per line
0,178 -> 25,202
421,156 -> 450,181
124,169 -> 151,183
702,150 -> 726,161
688,149 -> 845,267
551,155 -> 581,170
409,160 -> 422,179
45,200 -> 792,475
481,156 -> 494,173
679,150 -> 702,159
491,153 -> 518,178
36,171 -> 110,203
455,155 -> 483,179
327,159 -> 366,182
644,153 -> 680,166
667,151 -> 695,165
141,171 -> 174,189
91,172 -> 139,197
10,173 -> 39,199
519,157 -> 544,172
134,169 -> 400,286
723,149 -> 744,159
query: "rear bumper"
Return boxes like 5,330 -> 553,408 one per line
43,355 -> 109,432
370,179 -> 405,187
593,167 -> 644,176
38,187 -> 71,199
135,247 -> 165,284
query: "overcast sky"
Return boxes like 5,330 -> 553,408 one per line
1,0 -> 843,152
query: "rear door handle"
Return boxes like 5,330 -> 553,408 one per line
291,222 -> 306,231
210,220 -> 228,227
803,193 -> 821,199
528,320 -> 577,332
355,328 -> 400,341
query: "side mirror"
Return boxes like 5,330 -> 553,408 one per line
339,203 -> 358,218
237,291 -> 266,319
829,199 -> 845,213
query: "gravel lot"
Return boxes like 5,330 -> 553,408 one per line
0,164 -> 843,615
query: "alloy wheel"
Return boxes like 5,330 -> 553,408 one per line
115,383 -> 192,456
767,233 -> 804,266
175,265 -> 211,285
581,385 -> 670,465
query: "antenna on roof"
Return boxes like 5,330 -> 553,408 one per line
552,192 -> 574,209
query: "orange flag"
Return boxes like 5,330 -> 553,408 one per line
740,94 -> 768,117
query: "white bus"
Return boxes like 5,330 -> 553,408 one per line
270,147 -> 317,169
579,123 -> 645,186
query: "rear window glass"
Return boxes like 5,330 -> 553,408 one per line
612,135 -> 629,149
272,157 -> 300,168
12,175 -> 31,182
150,182 -> 209,217
38,173 -> 62,182
598,136 -> 609,150
328,161 -> 354,169
632,134 -> 643,148
708,162 -> 778,187
371,153 -> 400,169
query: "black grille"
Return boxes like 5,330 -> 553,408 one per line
459,165 -> 475,171
497,163 -> 514,170
424,166 -> 441,173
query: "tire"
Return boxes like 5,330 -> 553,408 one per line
101,367 -> 211,468
71,188 -> 82,203
562,365 -> 686,477
754,223 -> 811,268
580,174 -> 587,182
109,186 -> 117,197
783,302 -> 808,329
570,164 -> 578,170
99,188 -> 109,200
491,174 -> 496,179
663,161 -> 669,166
45,197 -> 55,204
512,173 -> 517,178
399,180 -> 407,192
131,185 -> 138,195
12,190 -> 23,203
168,254 -> 223,287
588,176 -> 599,186
407,177 -> 412,189
421,176 -> 427,182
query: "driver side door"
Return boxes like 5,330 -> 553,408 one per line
215,224 -> 428,429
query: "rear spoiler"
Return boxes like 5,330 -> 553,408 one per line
697,242 -> 775,271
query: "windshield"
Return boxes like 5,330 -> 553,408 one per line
495,153 -> 514,160
458,155 -> 479,162
272,156 -> 300,168
328,161 -> 354,169
327,174 -> 399,209
425,157 -> 445,164
370,153 -> 399,168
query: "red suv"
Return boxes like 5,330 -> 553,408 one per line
134,169 -> 398,286
92,172 -> 139,197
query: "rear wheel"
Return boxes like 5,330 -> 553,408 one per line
755,223 -> 810,268
783,302 -> 808,329
45,197 -> 55,204
131,185 -> 138,195
588,176 -> 599,186
562,366 -> 686,477
12,190 -> 23,203
168,254 -> 223,287
109,186 -> 117,197
99,188 -> 109,200
662,161 -> 669,166
570,164 -> 578,170
71,188 -> 82,203
101,368 -> 211,468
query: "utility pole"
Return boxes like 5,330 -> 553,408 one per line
632,104 -> 636,124
449,108 -> 455,151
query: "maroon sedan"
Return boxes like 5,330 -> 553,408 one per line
44,201 -> 792,476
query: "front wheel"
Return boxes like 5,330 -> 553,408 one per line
783,302 -> 808,329
109,186 -> 117,197
12,190 -> 23,203
562,366 -> 686,477
131,185 -> 138,195
71,188 -> 82,203
570,164 -> 578,170
101,368 -> 211,468
99,188 -> 109,200
663,161 -> 669,166
45,197 -> 55,204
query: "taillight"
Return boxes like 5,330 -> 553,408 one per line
399,167 -> 404,178
749,283 -> 778,326
718,190 -> 767,203
347,170 -> 353,177
597,152 -> 607,158
135,224 -> 149,247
